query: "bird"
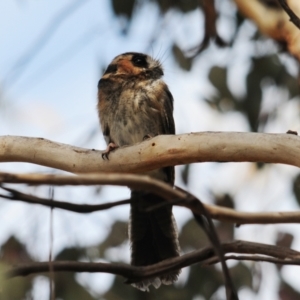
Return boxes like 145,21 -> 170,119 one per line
97,52 -> 181,291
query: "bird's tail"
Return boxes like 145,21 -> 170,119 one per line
129,191 -> 181,292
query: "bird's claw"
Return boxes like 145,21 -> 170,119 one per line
143,134 -> 154,141
102,143 -> 118,160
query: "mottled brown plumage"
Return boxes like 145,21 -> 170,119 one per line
97,52 -> 180,291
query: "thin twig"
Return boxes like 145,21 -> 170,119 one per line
208,254 -> 300,265
0,185 -> 131,213
2,174 -> 300,225
49,187 -> 55,300
177,187 -> 238,300
277,0 -> 300,29
187,0 -> 227,56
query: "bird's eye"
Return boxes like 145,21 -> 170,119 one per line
132,54 -> 148,68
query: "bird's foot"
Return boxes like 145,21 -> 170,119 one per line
102,142 -> 118,160
143,134 -> 154,141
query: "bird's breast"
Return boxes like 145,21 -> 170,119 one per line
104,80 -> 164,147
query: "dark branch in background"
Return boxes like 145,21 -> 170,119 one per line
3,173 -> 300,224
187,0 -> 227,56
133,188 -> 238,299
209,255 -> 300,266
48,187 -> 55,300
3,172 -> 300,298
0,186 -> 131,213
277,0 -> 300,29
176,187 -> 238,300
8,240 -> 300,279
0,177 -> 237,299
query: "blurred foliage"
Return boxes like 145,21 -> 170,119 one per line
244,55 -> 298,131
214,194 -> 235,242
276,232 -> 293,250
276,231 -> 294,272
208,66 -> 235,112
102,217 -> 253,300
0,216 -> 254,299
180,164 -> 190,185
0,237 -> 33,300
98,221 -> 128,258
54,247 -> 97,299
292,173 -> 300,206
172,44 -> 193,71
179,218 -> 209,250
2,0 -> 300,298
208,55 -> 298,131
230,263 -> 253,292
112,0 -> 135,18
153,0 -> 199,13
279,281 -> 300,300
214,193 -> 235,209
0,236 -> 97,300
52,273 -> 96,300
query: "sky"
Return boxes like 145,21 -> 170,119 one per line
1,0 -> 300,299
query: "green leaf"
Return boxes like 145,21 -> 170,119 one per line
230,262 -> 253,290
292,173 -> 300,206
98,221 -> 128,257
172,44 -> 193,71
179,218 -> 209,250
208,66 -> 237,112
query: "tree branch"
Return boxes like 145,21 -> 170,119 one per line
234,0 -> 300,60
182,187 -> 238,300
207,254 -> 300,266
0,186 -> 131,213
188,0 -> 227,55
2,172 -> 300,225
1,132 -> 300,297
0,132 -> 300,174
8,240 -> 300,280
277,0 -> 300,29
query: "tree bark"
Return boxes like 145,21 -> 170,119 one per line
0,132 -> 299,174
